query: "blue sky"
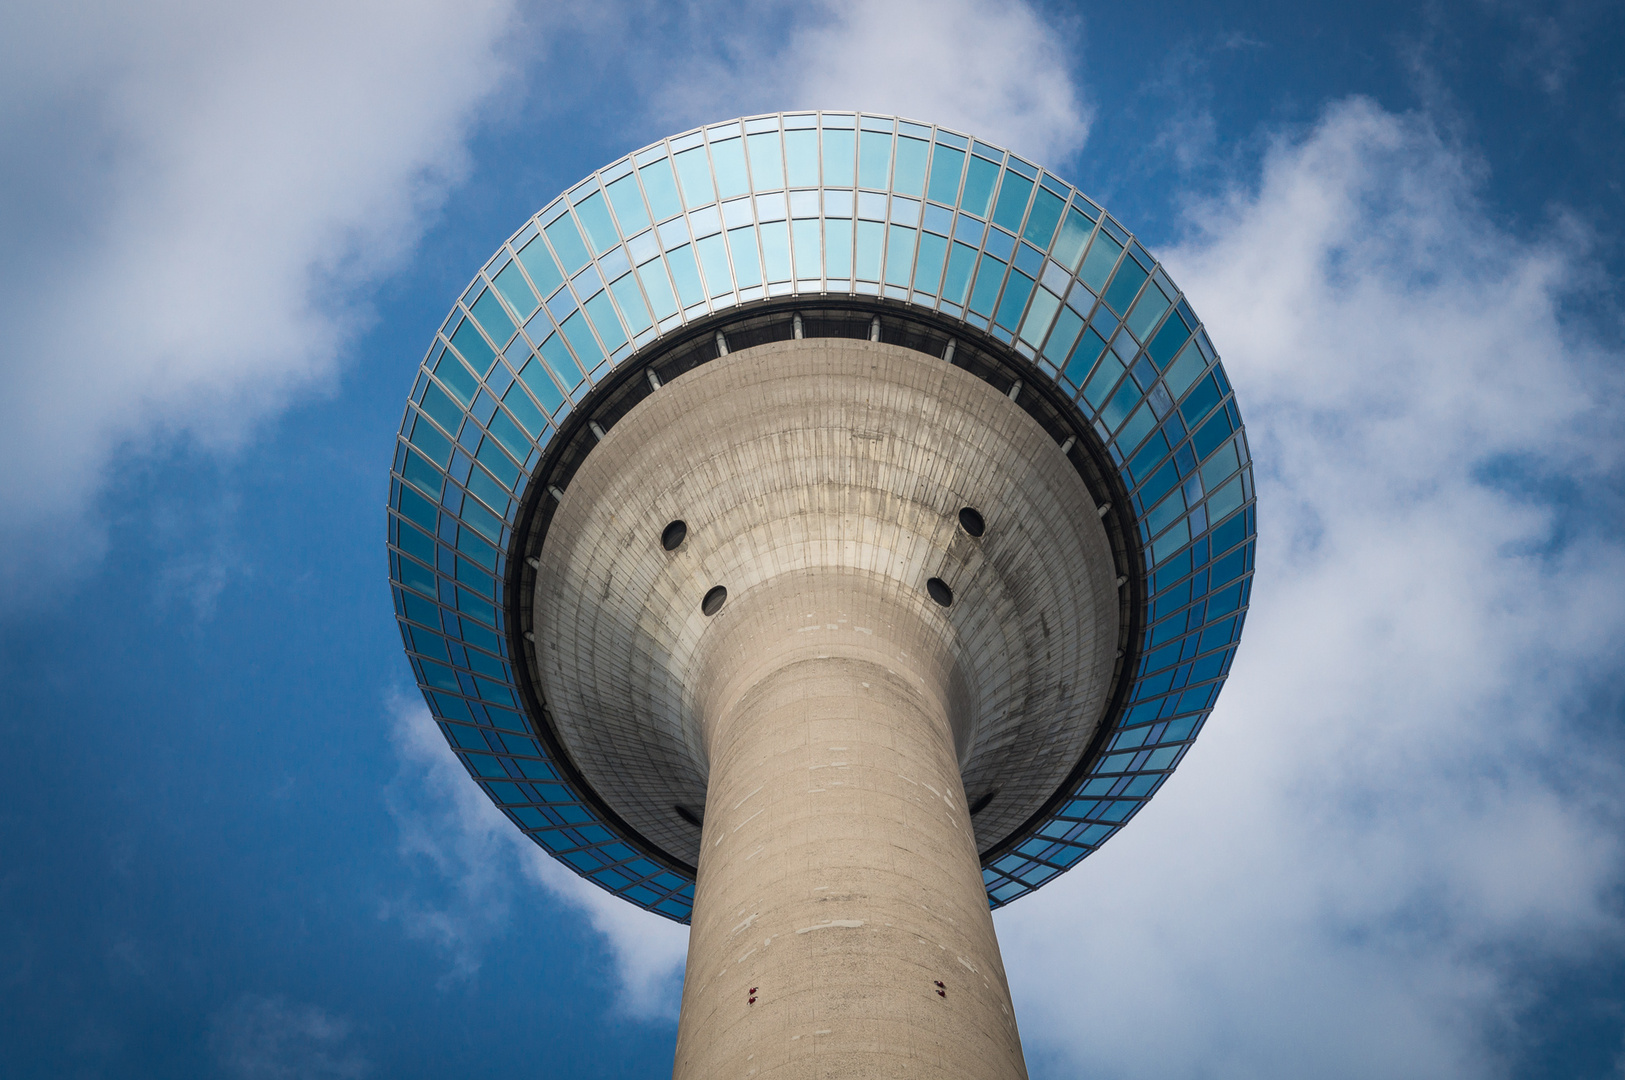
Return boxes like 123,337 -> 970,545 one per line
2,1 -> 1623,1077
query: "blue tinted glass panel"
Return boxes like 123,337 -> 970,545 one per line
893,137 -> 928,196
760,221 -> 791,282
913,231 -> 948,295
884,225 -> 916,287
825,218 -> 853,279
493,263 -> 538,317
968,253 -> 1006,316
821,127 -> 855,186
991,172 -> 1033,232
674,148 -> 715,208
942,241 -> 977,304
696,234 -> 733,297
605,175 -> 650,233
666,245 -> 705,306
961,156 -> 999,217
1051,208 -> 1093,270
471,289 -> 515,345
609,274 -> 653,334
746,132 -> 784,190
854,220 -> 883,281
637,260 -> 679,319
639,159 -> 683,220
858,131 -> 891,188
1023,188 -> 1065,248
785,129 -> 819,186
710,139 -> 749,199
1079,231 -> 1122,292
583,292 -> 627,351
926,145 -> 965,204
727,227 -> 763,288
516,237 -> 564,297
791,219 -> 821,278
574,193 -> 619,254
545,215 -> 591,272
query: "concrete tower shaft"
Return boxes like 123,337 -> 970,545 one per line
533,338 -> 1121,1076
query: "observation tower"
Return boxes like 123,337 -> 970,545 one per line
387,113 -> 1255,1078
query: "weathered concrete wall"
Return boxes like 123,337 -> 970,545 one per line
674,594 -> 1027,1079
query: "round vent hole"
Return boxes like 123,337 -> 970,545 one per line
958,507 -> 985,537
661,519 -> 688,551
926,577 -> 953,607
702,585 -> 728,616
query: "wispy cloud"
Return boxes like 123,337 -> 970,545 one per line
384,694 -> 689,1016
1000,97 -> 1625,1079
0,1 -> 525,599
209,995 -> 369,1080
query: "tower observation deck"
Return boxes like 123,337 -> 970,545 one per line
387,113 -> 1256,1078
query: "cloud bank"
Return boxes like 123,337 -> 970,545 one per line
0,0 -> 521,596
623,0 -> 1091,166
999,97 -> 1625,1080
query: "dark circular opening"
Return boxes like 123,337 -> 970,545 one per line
926,577 -> 953,607
661,519 -> 687,551
958,506 -> 986,537
701,585 -> 728,616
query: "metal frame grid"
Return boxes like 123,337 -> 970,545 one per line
386,112 -> 1257,922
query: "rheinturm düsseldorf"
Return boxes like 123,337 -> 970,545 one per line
387,112 -> 1256,1078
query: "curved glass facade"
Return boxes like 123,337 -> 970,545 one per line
387,113 -> 1256,922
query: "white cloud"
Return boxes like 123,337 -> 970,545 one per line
0,0 -> 523,597
209,995 -> 369,1080
998,97 -> 1625,1079
633,0 -> 1091,165
384,694 -> 689,1016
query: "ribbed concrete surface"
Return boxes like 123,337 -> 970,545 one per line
532,340 -> 1119,868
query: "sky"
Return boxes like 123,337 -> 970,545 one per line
1,0 -> 1623,1076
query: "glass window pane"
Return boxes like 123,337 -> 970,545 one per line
583,291 -> 627,351
1051,208 -> 1094,271
638,259 -> 680,319
824,218 -> 853,279
500,384 -> 546,438
1078,231 -> 1123,292
574,192 -> 619,254
493,262 -> 538,317
674,147 -> 715,209
605,175 -> 650,234
539,332 -> 586,391
821,127 -> 855,187
1103,257 -> 1150,315
448,321 -> 493,381
516,237 -> 565,298
609,273 -> 653,335
1023,188 -> 1066,248
968,253 -> 1006,316
854,220 -> 883,281
695,233 -> 732,297
516,359 -> 565,415
1126,282 -> 1172,341
727,226 -> 762,288
665,244 -> 705,307
746,132 -> 784,191
994,268 -> 1034,330
1046,305 -> 1087,372
760,220 -> 791,282
912,231 -> 947,295
791,218 -> 821,279
559,310 -> 603,367
639,159 -> 683,221
710,138 -> 750,199
942,241 -> 977,304
1083,354 -> 1125,408
858,131 -> 891,189
785,129 -> 819,186
926,145 -> 965,204
470,288 -> 515,346
991,172 -> 1034,233
893,137 -> 928,197
1019,286 -> 1062,347
961,156 -> 999,218
884,224 -> 916,287
545,215 -> 591,272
